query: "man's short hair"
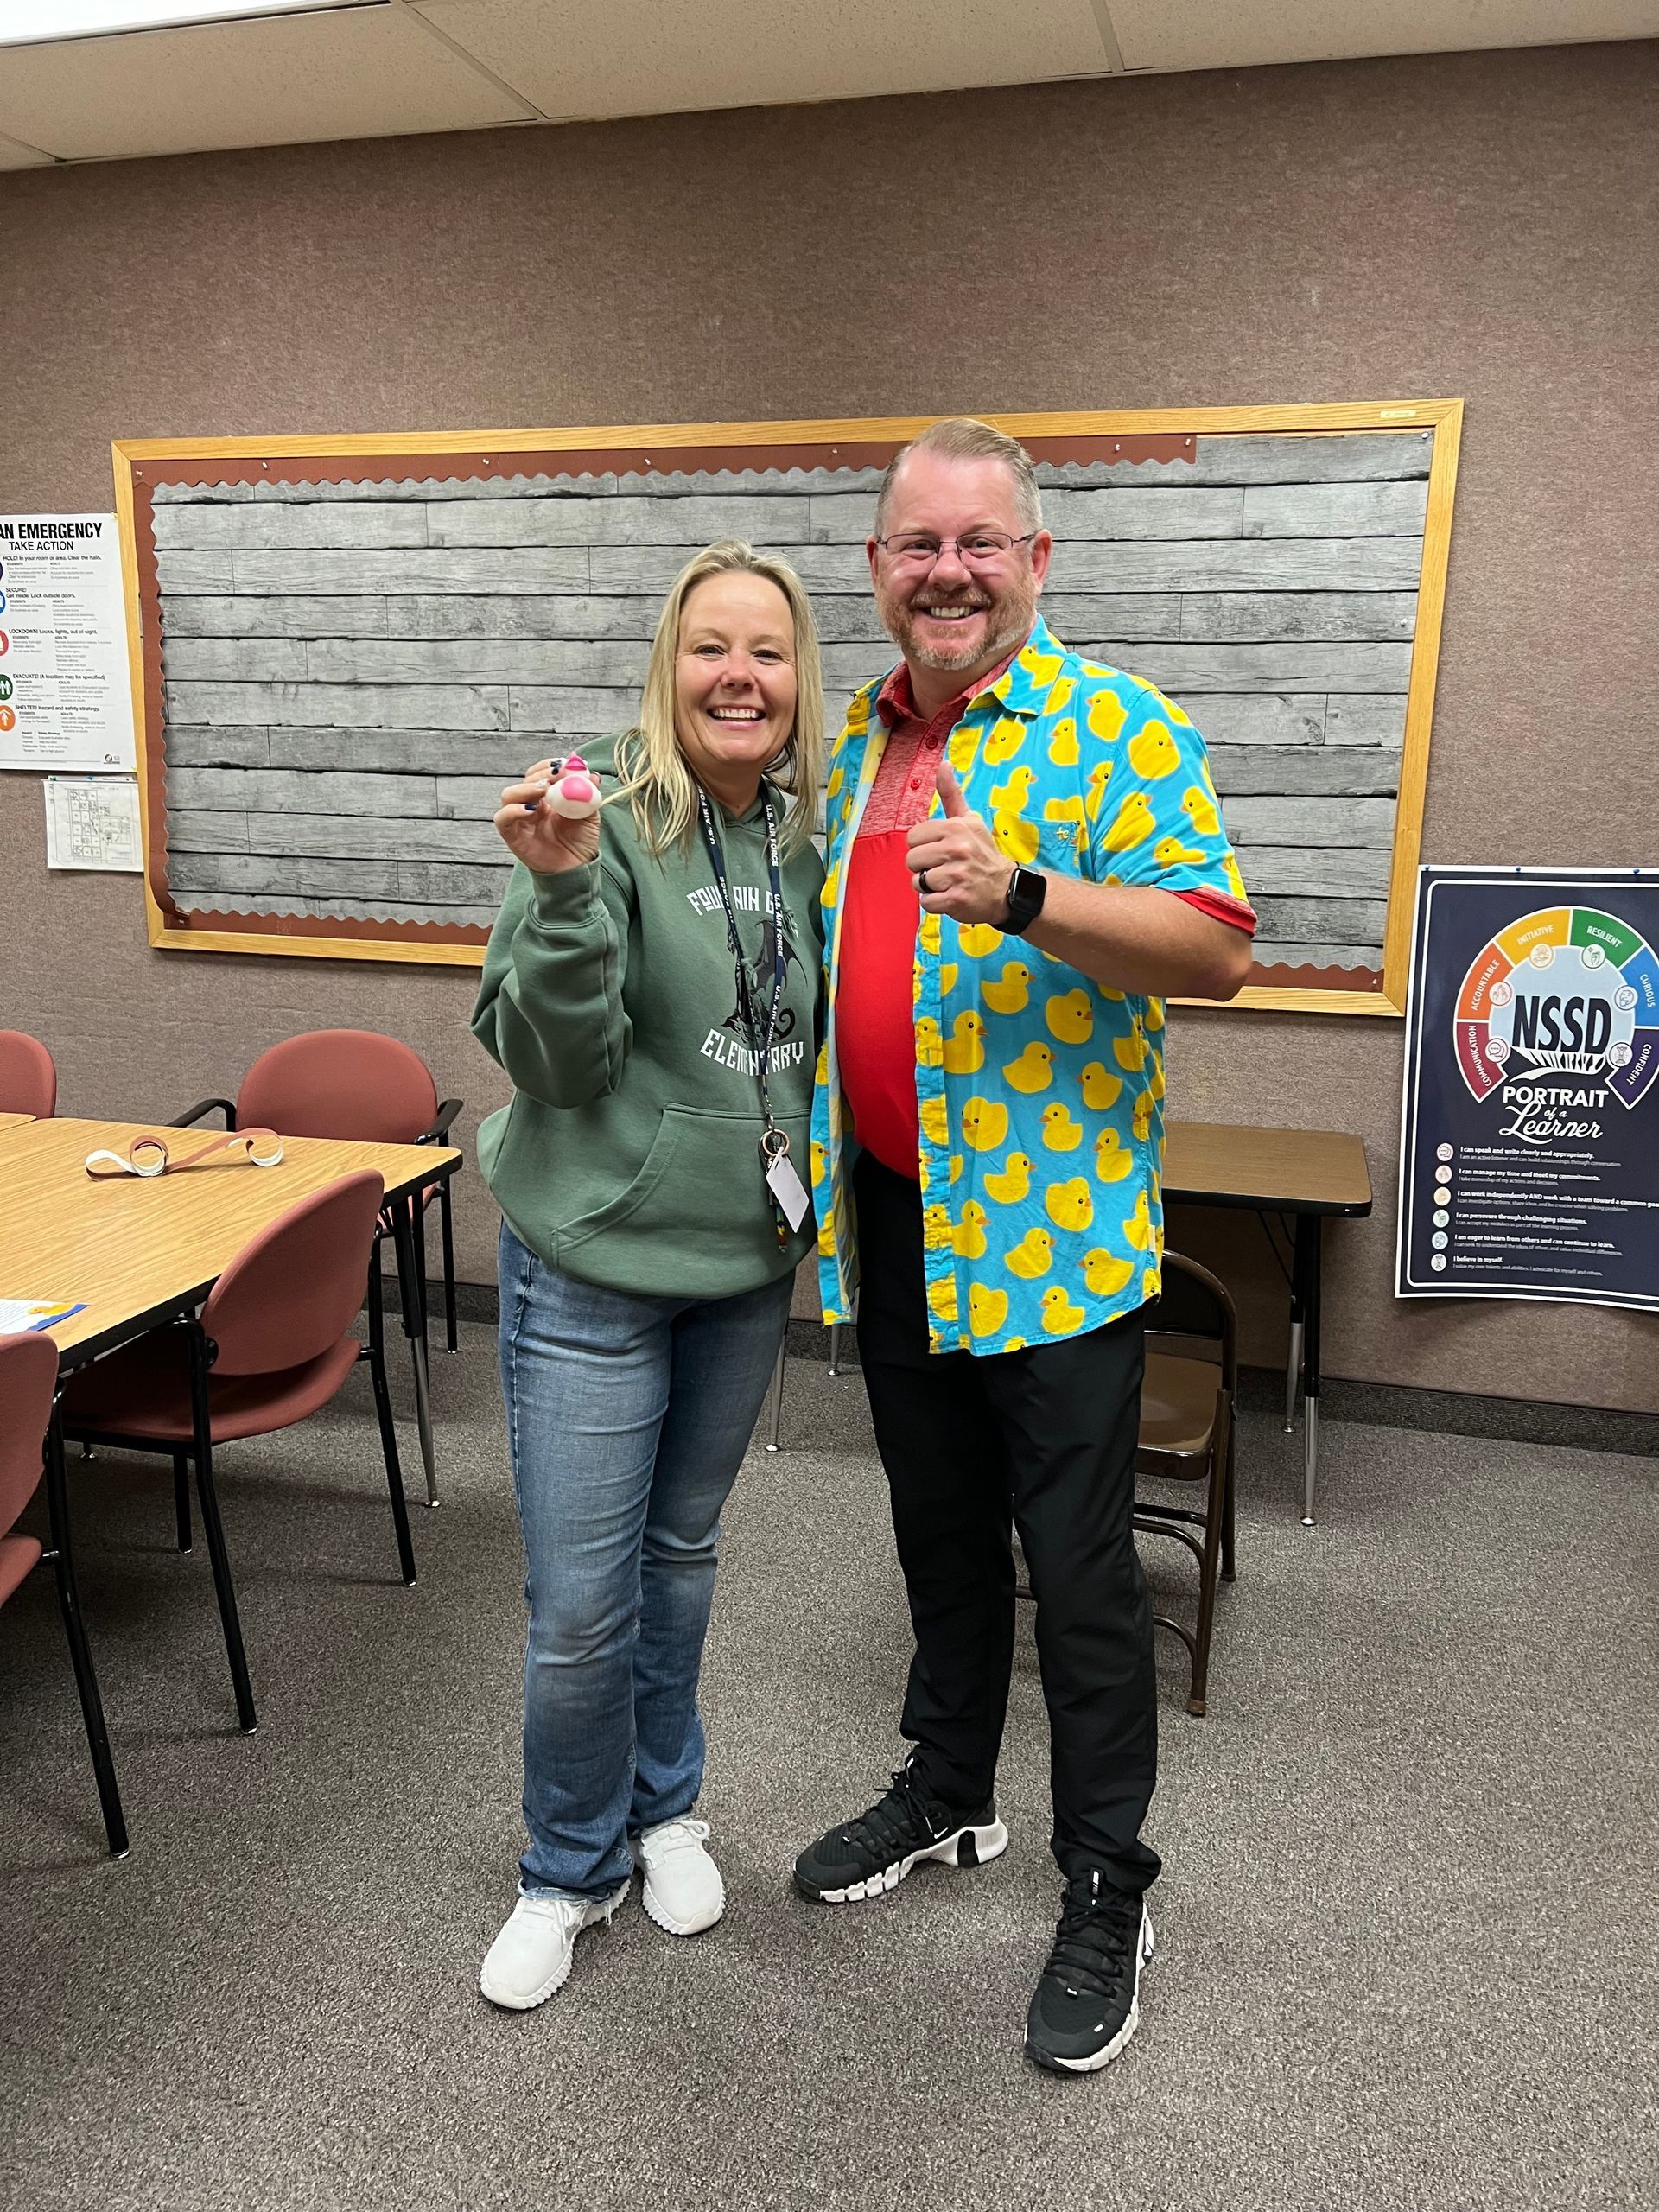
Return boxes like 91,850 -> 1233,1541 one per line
875,416 -> 1043,537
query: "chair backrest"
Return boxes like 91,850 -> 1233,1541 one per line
0,1331 -> 60,1535
1143,1252 -> 1236,1386
238,1030 -> 438,1145
0,1030 -> 57,1118
201,1171 -> 385,1377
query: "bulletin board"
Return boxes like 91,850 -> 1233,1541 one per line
112,400 -> 1462,1013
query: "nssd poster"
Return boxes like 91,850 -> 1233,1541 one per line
1398,868 -> 1659,1312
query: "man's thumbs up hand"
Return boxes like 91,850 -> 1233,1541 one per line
906,753 -> 1015,924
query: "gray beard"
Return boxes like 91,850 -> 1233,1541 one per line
882,599 -> 1033,675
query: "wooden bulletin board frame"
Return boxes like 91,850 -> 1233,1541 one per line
112,398 -> 1462,1013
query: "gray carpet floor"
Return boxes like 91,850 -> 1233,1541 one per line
2,1323 -> 1655,2212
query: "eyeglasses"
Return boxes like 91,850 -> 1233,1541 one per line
874,531 -> 1038,569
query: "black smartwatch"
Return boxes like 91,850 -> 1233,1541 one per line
1002,865 -> 1048,937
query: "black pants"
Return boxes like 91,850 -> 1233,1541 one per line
853,1152 -> 1160,1894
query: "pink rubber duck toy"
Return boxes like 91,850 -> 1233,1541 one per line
544,753 -> 601,820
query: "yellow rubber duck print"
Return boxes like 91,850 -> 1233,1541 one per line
1153,835 -> 1207,869
919,1094 -> 950,1147
1000,1337 -> 1027,1353
1144,997 -> 1165,1033
1127,720 -> 1180,780
817,1216 -> 836,1257
1181,784 -> 1221,838
1043,795 -> 1085,830
918,912 -> 943,954
969,1284 -> 1009,1338
1094,1127 -> 1134,1183
952,1201 -> 989,1261
1224,855 -> 1249,902
1045,989 -> 1093,1045
1081,1062 -> 1123,1112
1087,690 -> 1128,745
816,1044 -> 830,1083
820,861 -> 840,908
940,1010 -> 986,1075
915,1016 -> 944,1068
960,1096 -> 1010,1151
1020,645 -> 1064,686
922,1202 -> 953,1250
1039,1102 -> 1084,1153
1142,1267 -> 1161,1302
939,962 -> 958,997
1045,1178 -> 1094,1233
912,959 -> 925,1007
1083,1249 -> 1136,1297
989,766 -> 1037,817
1148,1052 -> 1166,1103
1043,677 -> 1076,715
981,961 -> 1032,1016
1103,792 -> 1155,853
994,812 -> 1040,866
1047,719 -> 1078,767
927,1274 -> 960,1324
1003,1042 -> 1055,1095
1084,760 -> 1113,822
1040,1286 -> 1087,1334
983,1152 -> 1033,1205
1131,1090 -> 1154,1142
810,1138 -> 828,1187
957,923 -> 1005,958
1113,1028 -> 1148,1073
983,715 -> 1026,766
1123,1191 -> 1154,1251
945,724 -> 981,774
826,765 -> 844,803
1005,1228 -> 1055,1281
949,1153 -> 965,1185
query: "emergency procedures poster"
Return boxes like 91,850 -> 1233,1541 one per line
0,515 -> 137,772
1397,868 -> 1659,1312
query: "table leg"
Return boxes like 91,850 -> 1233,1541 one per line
1293,1214 -> 1324,1525
43,1409 -> 130,1859
1285,1318 -> 1304,1433
766,1338 -> 785,1453
391,1194 -> 439,1509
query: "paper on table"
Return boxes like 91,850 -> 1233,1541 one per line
0,1296 -> 88,1333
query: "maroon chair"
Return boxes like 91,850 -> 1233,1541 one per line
171,1029 -> 462,1352
60,1172 -> 415,1737
1,1331 -> 127,1857
0,1029 -> 57,1117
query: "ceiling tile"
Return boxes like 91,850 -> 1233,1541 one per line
1108,0 -> 1659,73
0,130 -> 53,169
0,3 -> 533,163
412,0 -> 1114,120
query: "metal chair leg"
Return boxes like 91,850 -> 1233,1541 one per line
438,1182 -> 459,1353
43,1412 -> 129,1859
171,1451 -> 192,1553
1186,1401 -> 1231,1717
185,1324 -> 257,1734
365,1262 -> 417,1585
765,1337 -> 785,1453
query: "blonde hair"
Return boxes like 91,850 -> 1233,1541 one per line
874,416 -> 1043,537
613,540 -> 825,860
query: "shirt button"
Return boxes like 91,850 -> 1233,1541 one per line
908,778 -> 921,790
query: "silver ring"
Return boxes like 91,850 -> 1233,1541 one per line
918,868 -> 932,894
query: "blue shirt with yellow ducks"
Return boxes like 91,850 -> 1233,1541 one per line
810,613 -> 1250,1355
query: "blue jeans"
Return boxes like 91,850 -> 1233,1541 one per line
498,1222 -> 792,1901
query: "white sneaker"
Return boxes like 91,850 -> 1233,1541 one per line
632,1816 -> 725,1936
478,1877 -> 630,2011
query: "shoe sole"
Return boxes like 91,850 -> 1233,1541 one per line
477,1882 -> 630,2012
1024,1907 -> 1154,2075
639,1875 -> 726,1938
796,1817 -> 1009,1904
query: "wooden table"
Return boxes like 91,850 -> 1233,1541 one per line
0,1111 -> 37,1131
0,1117 -> 461,1501
1163,1119 -> 1372,1525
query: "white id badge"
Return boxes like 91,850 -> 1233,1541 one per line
765,1147 -> 811,1232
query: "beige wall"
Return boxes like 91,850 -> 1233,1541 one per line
3,41 -> 1656,1409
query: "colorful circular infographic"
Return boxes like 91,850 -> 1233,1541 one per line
1453,905 -> 1659,1109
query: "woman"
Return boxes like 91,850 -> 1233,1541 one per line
471,540 -> 827,2011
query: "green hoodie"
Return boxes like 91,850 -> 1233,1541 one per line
472,763 -> 826,1301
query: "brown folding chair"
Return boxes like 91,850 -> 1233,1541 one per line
1,1331 -> 127,1857
170,1029 -> 462,1352
1134,1253 -> 1237,1717
59,1172 -> 414,1737
0,1029 -> 57,1116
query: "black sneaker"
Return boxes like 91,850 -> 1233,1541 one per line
793,1759 -> 1009,1904
1024,1871 -> 1154,2074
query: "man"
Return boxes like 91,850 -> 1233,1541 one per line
798,417 -> 1255,2075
